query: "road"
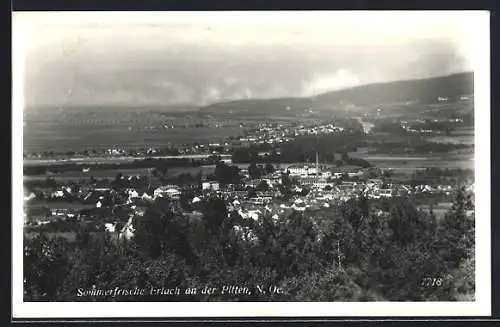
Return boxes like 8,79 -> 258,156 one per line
23,153 -> 232,166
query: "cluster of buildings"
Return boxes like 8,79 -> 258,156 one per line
24,149 -> 474,244
25,119 -> 348,160
399,117 -> 467,135
234,122 -> 344,148
25,161 -> 471,221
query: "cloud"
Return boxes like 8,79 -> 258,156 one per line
19,18 -> 473,108
301,70 -> 361,96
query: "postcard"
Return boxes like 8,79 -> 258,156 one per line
12,10 -> 491,319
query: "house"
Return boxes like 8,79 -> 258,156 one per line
154,186 -> 181,198
292,199 -> 306,211
287,165 -> 319,176
24,192 -> 36,201
367,179 -> 383,187
159,189 -> 181,199
232,225 -> 258,243
119,216 -> 135,241
51,190 -> 65,198
248,197 -> 271,205
134,206 -> 147,216
127,189 -> 140,199
94,187 -> 111,192
321,171 -> 332,178
348,171 -> 363,178
239,209 -> 261,221
378,189 -> 393,198
104,223 -> 116,233
202,181 -> 220,191
141,192 -> 153,201
299,176 -> 327,187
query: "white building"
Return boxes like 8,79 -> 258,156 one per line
119,217 -> 135,241
332,172 -> 344,179
24,192 -> 36,201
141,192 -> 153,201
348,171 -> 363,178
51,190 -> 64,198
104,223 -> 116,233
202,181 -> 220,191
127,189 -> 140,199
287,165 -> 318,176
321,171 -> 332,178
379,189 -> 393,198
154,186 -> 181,198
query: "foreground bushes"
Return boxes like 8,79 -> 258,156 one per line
24,188 -> 475,302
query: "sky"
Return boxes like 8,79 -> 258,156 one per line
14,11 -> 480,108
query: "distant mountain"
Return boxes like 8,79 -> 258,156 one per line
199,72 -> 474,114
25,104 -> 200,115
199,97 -> 313,116
312,72 -> 473,107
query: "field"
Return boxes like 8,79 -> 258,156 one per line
24,123 -> 245,153
25,201 -> 96,210
350,151 -> 474,172
24,109 -> 247,153
426,135 -> 474,145
23,149 -> 474,182
24,166 -> 217,182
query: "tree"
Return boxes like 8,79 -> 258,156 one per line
159,166 -> 168,177
436,186 -> 475,269
317,213 -> 355,267
180,190 -> 195,211
215,162 -> 241,185
281,268 -> 363,301
256,180 -> 270,192
248,162 -> 262,180
45,177 -> 57,189
341,152 -> 349,163
134,198 -> 175,260
247,187 -> 257,198
253,211 -> 320,278
24,234 -> 72,301
382,169 -> 393,179
201,197 -> 228,235
264,163 -> 275,174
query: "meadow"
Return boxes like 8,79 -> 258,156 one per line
24,123 -> 245,153
24,166 -> 217,182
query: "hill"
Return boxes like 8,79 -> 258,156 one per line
199,72 -> 474,115
312,72 -> 473,107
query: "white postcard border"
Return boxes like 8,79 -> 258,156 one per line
12,10 -> 491,318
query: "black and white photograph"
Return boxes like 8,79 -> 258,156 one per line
12,11 -> 491,318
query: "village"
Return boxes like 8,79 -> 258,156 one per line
23,151 -> 475,244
